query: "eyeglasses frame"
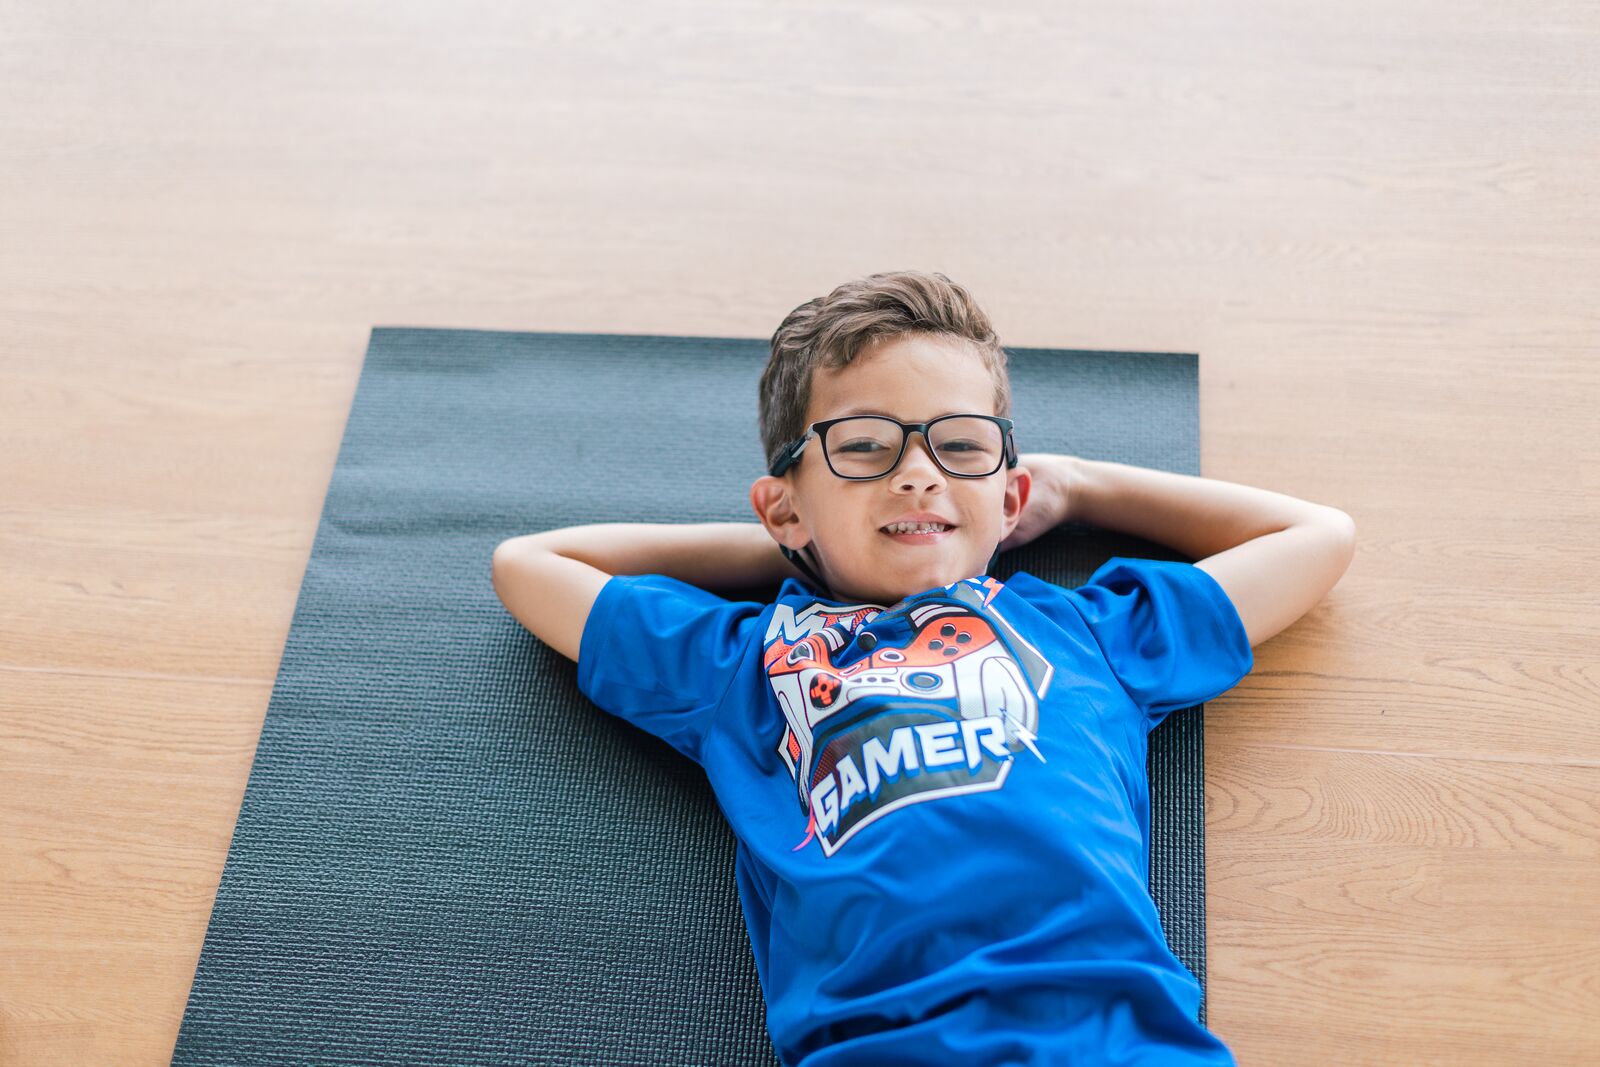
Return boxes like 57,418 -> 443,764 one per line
768,413 -> 1018,481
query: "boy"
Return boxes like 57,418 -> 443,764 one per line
491,270 -> 1355,1065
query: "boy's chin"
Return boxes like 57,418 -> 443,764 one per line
851,556 -> 975,601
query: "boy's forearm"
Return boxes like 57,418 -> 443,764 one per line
504,522 -> 806,591
1062,456 -> 1349,560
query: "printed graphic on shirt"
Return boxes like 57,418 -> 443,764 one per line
764,576 -> 1055,857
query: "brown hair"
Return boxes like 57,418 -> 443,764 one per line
759,270 -> 1012,474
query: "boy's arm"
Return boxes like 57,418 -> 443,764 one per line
1052,455 -> 1356,648
491,523 -> 805,662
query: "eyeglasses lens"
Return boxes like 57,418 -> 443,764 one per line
825,416 -> 1003,478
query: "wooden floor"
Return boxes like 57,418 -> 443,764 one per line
3,2 -> 1596,1064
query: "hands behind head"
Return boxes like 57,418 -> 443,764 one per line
998,453 -> 1080,553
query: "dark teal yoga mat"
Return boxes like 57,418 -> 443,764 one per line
173,327 -> 1219,1065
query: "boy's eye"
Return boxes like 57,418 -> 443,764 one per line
839,439 -> 978,453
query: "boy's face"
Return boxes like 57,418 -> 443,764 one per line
751,332 -> 1031,606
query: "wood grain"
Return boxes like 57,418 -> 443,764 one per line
2,1 -> 1596,1063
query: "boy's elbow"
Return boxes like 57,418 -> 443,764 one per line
1287,506 -> 1357,599
1314,507 -> 1357,581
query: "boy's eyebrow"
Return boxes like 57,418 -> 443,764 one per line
835,405 -> 971,420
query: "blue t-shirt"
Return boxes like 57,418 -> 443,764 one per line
576,556 -> 1254,1066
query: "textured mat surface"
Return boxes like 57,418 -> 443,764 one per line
173,327 -> 1217,1065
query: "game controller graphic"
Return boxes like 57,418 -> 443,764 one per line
762,578 -> 1056,856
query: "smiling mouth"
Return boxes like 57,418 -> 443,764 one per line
880,525 -> 957,544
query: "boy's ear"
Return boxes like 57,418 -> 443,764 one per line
1001,464 -> 1032,540
750,475 -> 810,551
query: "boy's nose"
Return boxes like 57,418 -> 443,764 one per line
890,432 -> 946,482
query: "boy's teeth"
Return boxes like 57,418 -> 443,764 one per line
884,522 -> 949,534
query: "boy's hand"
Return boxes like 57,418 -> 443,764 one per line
999,453 -> 1080,552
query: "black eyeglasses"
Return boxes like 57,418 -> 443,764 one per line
768,413 -> 1018,481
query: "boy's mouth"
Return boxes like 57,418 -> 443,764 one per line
880,522 -> 957,544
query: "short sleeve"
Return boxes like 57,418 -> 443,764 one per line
576,573 -> 765,763
1028,556 -> 1254,730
